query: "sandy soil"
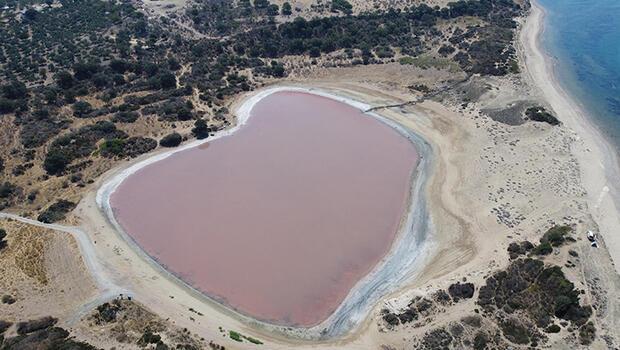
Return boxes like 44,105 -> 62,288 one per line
0,218 -> 97,323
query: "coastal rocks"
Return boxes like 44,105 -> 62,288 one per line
448,282 -> 475,302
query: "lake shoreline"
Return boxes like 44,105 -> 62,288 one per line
93,86 -> 436,339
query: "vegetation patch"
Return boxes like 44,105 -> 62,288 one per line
3,316 -> 94,349
525,106 -> 560,125
478,258 -> 592,328
37,200 -> 76,223
16,317 -> 58,335
228,330 -> 263,344
44,121 -> 127,175
159,132 -> 183,148
448,282 -> 475,301
99,136 -> 157,158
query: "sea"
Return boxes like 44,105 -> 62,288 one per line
537,0 -> 620,148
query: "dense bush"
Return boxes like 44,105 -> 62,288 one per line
0,320 -> 12,334
72,101 -> 94,118
100,137 -> 157,158
1,80 -> 28,100
579,321 -> 596,345
541,225 -> 572,247
37,200 -> 76,223
478,258 -> 592,328
192,119 -> 211,139
112,111 -> 140,123
16,317 -> 58,335
0,182 -> 21,199
282,2 -> 292,15
18,112 -> 70,149
138,329 -> 162,346
525,107 -> 560,125
507,240 -> 534,259
44,121 -> 127,175
159,132 -> 183,147
331,0 -> 353,14
4,322 -> 96,349
448,282 -> 475,301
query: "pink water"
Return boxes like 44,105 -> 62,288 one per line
111,91 -> 418,326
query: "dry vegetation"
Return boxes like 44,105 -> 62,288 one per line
0,219 -> 96,321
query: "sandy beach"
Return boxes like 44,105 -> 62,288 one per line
521,1 -> 620,274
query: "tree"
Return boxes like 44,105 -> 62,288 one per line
1,81 -> 28,100
73,62 -> 100,80
24,8 -> 38,21
282,2 -> 292,15
55,71 -> 75,89
158,72 -> 177,90
44,150 -> 71,175
192,119 -> 210,139
0,98 -> 16,114
267,4 -> 279,16
331,0 -> 352,14
159,132 -> 182,147
73,101 -> 93,118
254,0 -> 269,9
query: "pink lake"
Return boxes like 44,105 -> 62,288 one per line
110,91 -> 419,327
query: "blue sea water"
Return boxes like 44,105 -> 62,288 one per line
537,0 -> 620,147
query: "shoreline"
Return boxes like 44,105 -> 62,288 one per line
521,1 -> 620,273
94,86 -> 436,339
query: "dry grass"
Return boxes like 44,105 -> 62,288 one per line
0,221 -> 48,285
0,219 -> 96,321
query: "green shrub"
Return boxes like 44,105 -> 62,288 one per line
532,241 -> 553,255
138,329 -> 161,345
229,330 -> 242,342
525,107 -> 560,126
245,336 -> 263,345
100,138 -> 126,157
541,225 -> 571,247
37,200 -> 76,223
281,2 -> 292,15
192,119 -> 211,139
579,321 -> 596,345
331,0 -> 352,14
160,133 -> 183,147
